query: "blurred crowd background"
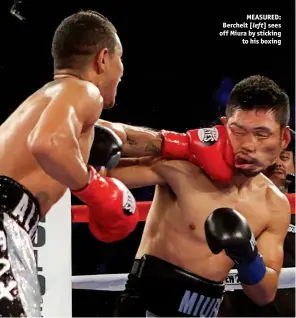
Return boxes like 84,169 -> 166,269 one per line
1,0 -> 295,316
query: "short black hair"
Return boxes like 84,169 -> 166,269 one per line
226,75 -> 290,128
51,10 -> 117,70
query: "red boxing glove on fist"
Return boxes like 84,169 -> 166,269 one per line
72,166 -> 138,242
161,125 -> 234,182
286,193 -> 295,214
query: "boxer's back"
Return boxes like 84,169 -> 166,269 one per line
137,160 -> 279,282
0,79 -> 94,216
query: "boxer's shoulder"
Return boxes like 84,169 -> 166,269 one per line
46,78 -> 103,123
42,78 -> 100,103
254,173 -> 290,219
61,78 -> 101,100
265,182 -> 290,214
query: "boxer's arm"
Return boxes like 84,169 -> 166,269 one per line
242,192 -> 290,305
99,120 -> 234,182
28,80 -> 102,190
106,157 -> 166,188
98,119 -> 163,157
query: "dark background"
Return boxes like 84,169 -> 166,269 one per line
1,0 -> 295,316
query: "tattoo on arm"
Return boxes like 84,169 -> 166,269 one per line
119,124 -> 163,156
123,137 -> 162,156
144,140 -> 162,154
126,138 -> 137,146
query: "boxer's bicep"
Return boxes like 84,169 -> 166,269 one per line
256,198 -> 290,274
29,103 -> 81,147
257,231 -> 284,275
27,81 -> 103,190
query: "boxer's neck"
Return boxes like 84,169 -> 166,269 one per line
53,68 -> 98,85
232,172 -> 254,190
54,69 -> 84,80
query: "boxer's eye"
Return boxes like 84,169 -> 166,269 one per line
255,132 -> 269,138
233,130 -> 245,135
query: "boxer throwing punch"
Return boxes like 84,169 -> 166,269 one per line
0,10 -> 137,317
101,76 -> 291,317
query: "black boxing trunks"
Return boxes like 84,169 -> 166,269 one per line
115,254 -> 225,317
0,176 -> 41,317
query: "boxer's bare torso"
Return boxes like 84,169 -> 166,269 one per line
0,78 -> 101,217
109,158 -> 288,282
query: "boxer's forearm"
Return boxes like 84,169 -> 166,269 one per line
121,124 -> 163,157
242,267 -> 278,306
106,157 -> 165,188
98,119 -> 163,157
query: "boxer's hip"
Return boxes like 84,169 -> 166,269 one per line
118,254 -> 225,317
0,176 -> 41,317
0,175 -> 40,238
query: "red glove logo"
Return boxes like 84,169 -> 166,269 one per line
112,178 -> 137,215
197,127 -> 219,146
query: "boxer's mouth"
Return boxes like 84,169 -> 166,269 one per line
234,156 -> 257,169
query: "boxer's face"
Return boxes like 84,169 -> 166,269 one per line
96,33 -> 124,109
268,150 -> 294,186
222,109 -> 291,177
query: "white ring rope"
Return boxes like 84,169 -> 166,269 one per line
72,267 -> 295,292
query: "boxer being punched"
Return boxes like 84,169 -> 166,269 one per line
0,10 -> 137,317
219,136 -> 295,317
101,76 -> 291,317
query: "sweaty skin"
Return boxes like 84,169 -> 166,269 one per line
0,78 -> 102,217
106,158 -> 290,306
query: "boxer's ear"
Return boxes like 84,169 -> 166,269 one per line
220,116 -> 227,125
95,48 -> 109,74
282,126 -> 291,149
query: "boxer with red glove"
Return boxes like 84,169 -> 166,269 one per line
72,125 -> 138,242
161,126 -> 234,182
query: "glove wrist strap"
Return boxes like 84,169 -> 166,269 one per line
161,130 -> 189,159
236,253 -> 266,285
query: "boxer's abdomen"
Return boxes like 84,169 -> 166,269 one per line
136,185 -> 234,282
136,164 -> 270,283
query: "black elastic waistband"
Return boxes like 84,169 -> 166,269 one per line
131,255 -> 225,297
0,176 -> 40,237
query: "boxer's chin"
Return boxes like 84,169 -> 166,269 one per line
103,101 -> 116,109
238,167 -> 263,177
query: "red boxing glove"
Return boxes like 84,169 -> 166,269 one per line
161,126 -> 234,182
72,166 -> 138,242
286,193 -> 295,214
